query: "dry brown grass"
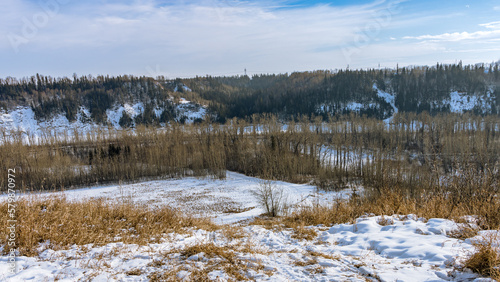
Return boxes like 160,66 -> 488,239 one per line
148,229 -> 271,281
448,224 -> 480,240
307,250 -> 341,261
291,224 -> 318,241
0,195 -> 217,256
163,241 -> 265,281
307,265 -> 325,275
249,216 -> 284,230
265,184 -> 500,231
125,268 -> 143,276
293,258 -> 318,267
377,215 -> 394,226
181,243 -> 237,263
463,232 -> 500,280
220,225 -> 249,241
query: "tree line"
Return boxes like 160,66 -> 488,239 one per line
1,62 -> 499,124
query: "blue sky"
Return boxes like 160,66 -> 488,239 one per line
1,0 -> 499,79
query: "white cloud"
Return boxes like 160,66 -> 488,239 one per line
404,30 -> 500,42
404,21 -> 500,42
0,0 -> 498,78
494,6 -> 500,11
3,0 -> 398,77
480,21 -> 500,29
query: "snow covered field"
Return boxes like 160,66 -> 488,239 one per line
1,172 -> 497,281
9,172 -> 354,225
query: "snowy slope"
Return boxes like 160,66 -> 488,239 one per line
315,85 -> 398,120
1,172 -> 498,281
175,100 -> 207,123
107,103 -> 144,128
374,84 -> 398,124
446,91 -> 492,113
0,107 -> 99,143
0,98 -> 208,140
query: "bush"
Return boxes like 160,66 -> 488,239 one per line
252,180 -> 289,217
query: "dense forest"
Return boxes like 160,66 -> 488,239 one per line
187,62 -> 500,122
1,62 -> 499,125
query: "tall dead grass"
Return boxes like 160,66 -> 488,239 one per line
464,232 -> 500,280
0,196 -> 217,256
279,185 -> 500,230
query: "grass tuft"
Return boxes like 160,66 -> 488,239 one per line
463,232 -> 500,280
448,224 -> 480,240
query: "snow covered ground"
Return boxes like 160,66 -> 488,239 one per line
107,103 -> 145,128
11,172 -> 353,225
0,215 -> 493,281
1,172 -> 497,281
175,100 -> 207,123
374,85 -> 399,124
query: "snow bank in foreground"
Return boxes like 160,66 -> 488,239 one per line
0,173 -> 497,281
1,215 -> 494,282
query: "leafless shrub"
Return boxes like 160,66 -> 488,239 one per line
252,180 -> 289,217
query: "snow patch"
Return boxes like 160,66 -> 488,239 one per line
0,106 -> 99,143
15,171 -> 343,225
106,103 -> 144,128
176,98 -> 207,123
449,91 -> 479,113
373,84 -> 398,124
446,91 -> 491,113
346,102 -> 364,111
